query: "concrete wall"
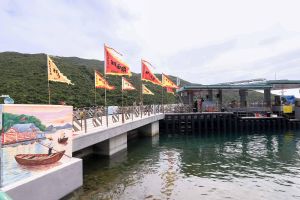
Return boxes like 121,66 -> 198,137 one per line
2,158 -> 82,200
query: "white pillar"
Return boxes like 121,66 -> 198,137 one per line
139,121 -> 159,137
94,132 -> 127,156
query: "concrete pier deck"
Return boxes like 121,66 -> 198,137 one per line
73,113 -> 165,154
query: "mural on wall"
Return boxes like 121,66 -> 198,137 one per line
0,105 -> 2,186
0,104 -> 73,186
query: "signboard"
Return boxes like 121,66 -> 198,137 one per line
283,105 -> 293,113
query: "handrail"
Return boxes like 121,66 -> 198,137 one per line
72,104 -> 191,133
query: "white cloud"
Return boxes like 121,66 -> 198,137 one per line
1,0 -> 300,84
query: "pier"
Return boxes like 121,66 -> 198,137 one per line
1,105 -> 166,200
161,112 -> 300,134
2,103 -> 300,200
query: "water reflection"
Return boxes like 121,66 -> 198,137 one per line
65,131 -> 300,200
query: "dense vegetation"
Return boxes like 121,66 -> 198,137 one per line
2,113 -> 46,132
0,52 -> 189,107
0,52 -> 266,108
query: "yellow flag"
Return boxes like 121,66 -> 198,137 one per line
122,77 -> 136,90
142,84 -> 154,95
162,73 -> 178,89
95,70 -> 115,90
47,55 -> 73,85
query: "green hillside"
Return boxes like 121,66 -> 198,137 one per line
0,52 -> 266,108
0,52 -> 188,107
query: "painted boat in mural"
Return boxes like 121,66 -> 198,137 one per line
15,151 -> 65,166
58,137 -> 68,144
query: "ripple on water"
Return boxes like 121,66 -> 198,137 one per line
64,131 -> 300,200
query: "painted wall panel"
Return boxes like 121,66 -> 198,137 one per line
0,104 -> 73,187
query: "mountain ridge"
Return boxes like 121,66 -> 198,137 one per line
0,51 -> 189,107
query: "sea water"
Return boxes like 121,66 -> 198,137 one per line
66,131 -> 300,200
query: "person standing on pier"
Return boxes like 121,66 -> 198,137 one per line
198,98 -> 203,112
193,100 -> 198,112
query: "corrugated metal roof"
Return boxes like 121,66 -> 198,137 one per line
178,80 -> 300,92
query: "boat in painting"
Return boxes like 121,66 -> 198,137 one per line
15,150 -> 65,166
58,132 -> 68,144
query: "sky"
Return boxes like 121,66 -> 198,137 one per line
1,0 -> 300,88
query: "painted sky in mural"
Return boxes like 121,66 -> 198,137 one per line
3,105 -> 72,126
1,104 -> 73,187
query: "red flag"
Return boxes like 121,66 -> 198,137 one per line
141,59 -> 162,85
95,70 -> 115,90
166,87 -> 175,95
105,45 -> 131,76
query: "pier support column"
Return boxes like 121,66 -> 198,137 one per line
139,121 -> 159,137
207,90 -> 213,101
94,133 -> 127,156
188,91 -> 195,106
264,89 -> 271,107
239,89 -> 248,108
218,89 -> 223,111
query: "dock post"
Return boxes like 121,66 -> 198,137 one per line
223,114 -> 227,132
211,114 -> 214,132
172,115 -> 175,133
283,118 -> 286,130
251,119 -> 254,132
217,114 -> 221,133
198,114 -> 202,133
240,119 -> 243,132
185,114 -> 188,133
204,114 -> 208,133
267,119 -> 271,131
228,114 -> 232,132
191,114 -> 195,134
234,116 -> 238,132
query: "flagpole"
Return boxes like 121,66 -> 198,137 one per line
121,77 -> 124,107
104,44 -> 108,127
161,74 -> 164,113
94,87 -> 96,106
121,76 -> 124,123
47,55 -> 51,104
48,80 -> 51,105
140,60 -> 143,118
94,71 -> 96,106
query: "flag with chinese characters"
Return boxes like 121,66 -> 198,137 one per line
166,87 -> 175,95
162,73 -> 179,89
105,45 -> 131,76
141,59 -> 162,85
122,77 -> 136,90
95,70 -> 115,90
142,84 -> 154,95
47,55 -> 73,85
